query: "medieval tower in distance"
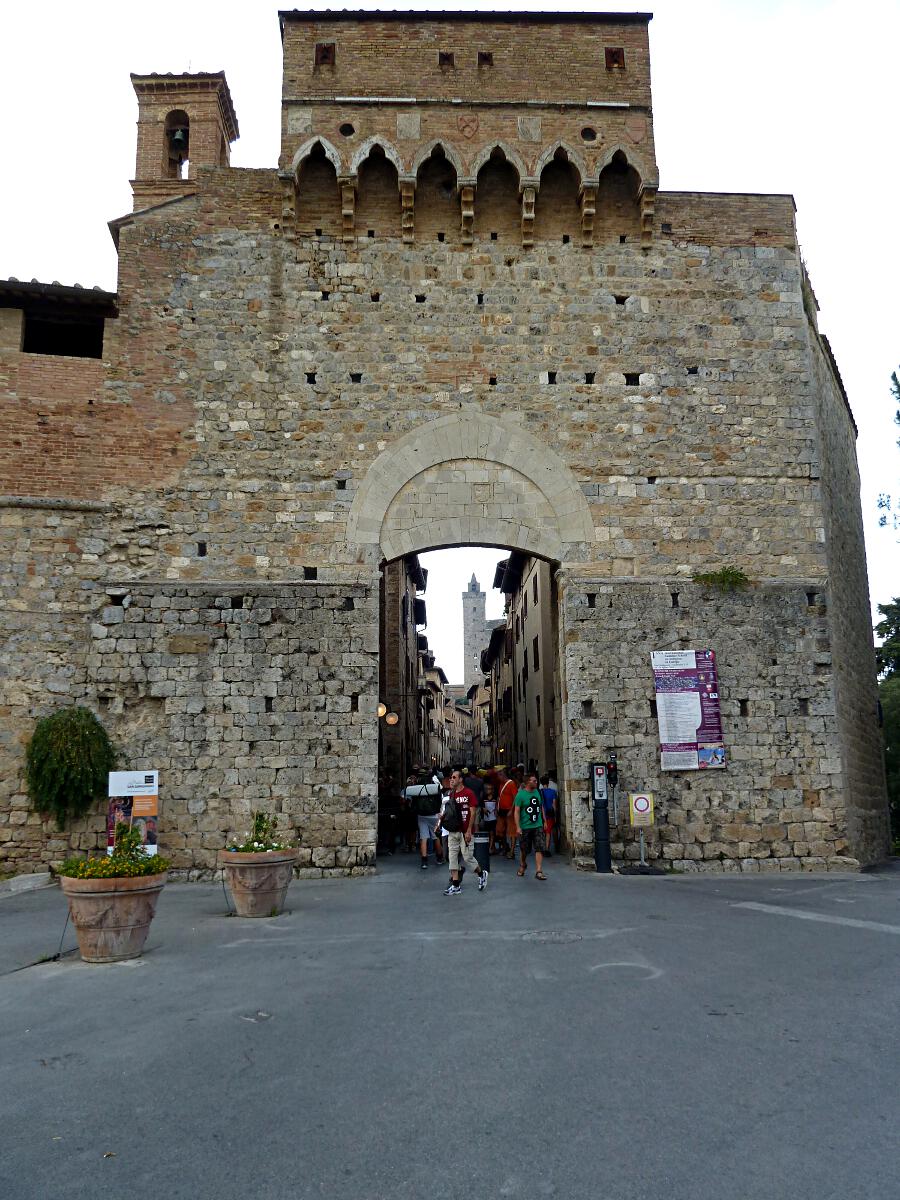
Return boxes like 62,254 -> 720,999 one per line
462,574 -> 501,691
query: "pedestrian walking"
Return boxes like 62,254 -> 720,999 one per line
539,773 -> 558,858
515,772 -> 547,880
435,769 -> 488,895
403,769 -> 444,869
482,780 -> 498,854
496,769 -> 518,858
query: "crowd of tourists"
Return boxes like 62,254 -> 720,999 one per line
378,764 -> 559,895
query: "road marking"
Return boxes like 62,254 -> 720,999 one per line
733,901 -> 900,935
588,960 -> 663,980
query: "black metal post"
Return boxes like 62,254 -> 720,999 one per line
593,796 -> 613,873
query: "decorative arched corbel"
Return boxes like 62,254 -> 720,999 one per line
639,183 -> 657,250
399,175 -> 416,245
459,179 -> 475,245
579,183 -> 597,248
520,179 -> 538,249
338,174 -> 357,242
277,170 -> 296,241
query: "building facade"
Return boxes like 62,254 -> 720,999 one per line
0,11 -> 889,876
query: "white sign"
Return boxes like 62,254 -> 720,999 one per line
108,771 -> 158,797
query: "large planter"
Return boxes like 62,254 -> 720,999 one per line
218,850 -> 298,917
59,872 -> 168,963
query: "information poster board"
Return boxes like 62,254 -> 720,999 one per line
107,771 -> 159,855
650,650 -> 726,772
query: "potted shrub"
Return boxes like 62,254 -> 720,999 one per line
219,812 -> 298,917
57,824 -> 170,963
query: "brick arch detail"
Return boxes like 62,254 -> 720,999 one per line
346,412 -> 594,562
411,140 -> 466,180
349,137 -> 405,176
469,142 -> 529,187
595,144 -> 659,190
534,142 -> 588,188
289,136 -> 343,178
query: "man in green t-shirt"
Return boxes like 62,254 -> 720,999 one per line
514,772 -> 547,880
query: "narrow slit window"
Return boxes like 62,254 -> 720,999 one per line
605,47 -> 626,69
315,42 -> 336,67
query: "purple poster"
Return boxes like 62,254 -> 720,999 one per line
650,650 -> 726,771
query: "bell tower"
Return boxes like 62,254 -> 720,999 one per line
130,72 -> 239,211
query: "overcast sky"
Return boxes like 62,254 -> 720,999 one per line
2,1 -> 897,683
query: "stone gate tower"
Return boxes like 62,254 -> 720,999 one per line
0,10 -> 889,877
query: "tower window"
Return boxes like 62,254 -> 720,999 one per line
478,51 -> 493,67
605,47 -> 626,70
315,43 -> 336,67
438,51 -> 455,68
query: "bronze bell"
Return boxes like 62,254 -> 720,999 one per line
169,127 -> 189,155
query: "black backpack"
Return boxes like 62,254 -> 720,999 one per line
410,782 -> 440,817
440,795 -> 463,833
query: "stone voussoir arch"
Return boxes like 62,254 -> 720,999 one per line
289,136 -> 343,179
410,139 -> 466,181
346,412 -> 595,564
468,142 -> 529,188
533,141 -> 589,188
349,136 -> 406,177
595,143 -> 659,191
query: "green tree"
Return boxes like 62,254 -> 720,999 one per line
875,598 -> 900,847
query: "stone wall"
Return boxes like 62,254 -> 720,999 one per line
558,577 -> 864,871
0,555 -> 378,875
804,324 -> 890,863
0,12 -> 888,873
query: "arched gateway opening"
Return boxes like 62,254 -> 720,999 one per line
347,412 -> 594,868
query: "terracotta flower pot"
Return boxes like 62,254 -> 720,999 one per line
59,872 -> 168,963
218,850 -> 298,917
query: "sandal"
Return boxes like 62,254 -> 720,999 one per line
535,871 -> 547,881
517,867 -> 526,877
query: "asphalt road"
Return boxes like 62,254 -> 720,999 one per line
2,856 -> 898,1200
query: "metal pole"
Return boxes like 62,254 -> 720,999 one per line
611,782 -> 618,826
639,829 -> 646,867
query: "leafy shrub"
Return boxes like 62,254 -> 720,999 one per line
692,567 -> 750,593
57,823 -> 170,878
26,707 -> 117,830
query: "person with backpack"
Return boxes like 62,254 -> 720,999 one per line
403,769 -> 444,870
435,769 -> 488,896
